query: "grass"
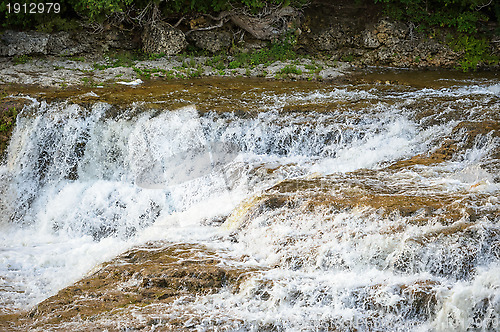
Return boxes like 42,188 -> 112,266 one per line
83,32 -> 322,82
275,64 -> 303,79
93,50 -> 143,70
13,55 -> 32,65
342,54 -> 355,62
86,35 -> 331,83
197,36 -> 298,71
280,65 -> 302,75
69,56 -> 85,62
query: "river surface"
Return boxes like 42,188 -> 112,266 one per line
0,70 -> 499,331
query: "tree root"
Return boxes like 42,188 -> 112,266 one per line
191,6 -> 301,40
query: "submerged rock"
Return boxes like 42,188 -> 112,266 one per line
3,242 -> 257,331
390,120 -> 499,170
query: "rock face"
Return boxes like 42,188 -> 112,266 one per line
297,1 -> 459,68
0,1 -> 497,69
0,30 -> 132,56
188,30 -> 232,53
48,31 -> 96,55
142,22 -> 187,55
0,31 -> 50,56
0,30 -> 94,56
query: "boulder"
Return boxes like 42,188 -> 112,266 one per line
142,22 -> 187,55
188,30 -> 232,53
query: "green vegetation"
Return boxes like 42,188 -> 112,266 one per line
447,34 -> 499,71
0,106 -> 18,158
235,34 -> 298,66
374,0 -> 497,34
280,64 -> 302,75
304,62 -> 322,72
1,0 -> 497,72
35,16 -> 81,33
93,51 -> 142,70
275,64 -> 302,79
199,33 -> 298,71
375,0 -> 499,70
342,54 -> 355,62
13,55 -> 32,65
81,77 -> 102,87
0,107 -> 16,133
1,0 -> 307,30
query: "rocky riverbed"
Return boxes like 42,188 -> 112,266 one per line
0,72 -> 498,331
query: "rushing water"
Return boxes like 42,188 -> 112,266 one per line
0,72 -> 499,331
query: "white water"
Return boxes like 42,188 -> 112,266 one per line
0,77 -> 499,330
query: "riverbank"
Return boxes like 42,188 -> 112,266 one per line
1,0 -> 498,91
0,54 -> 352,88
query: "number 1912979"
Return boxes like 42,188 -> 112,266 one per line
6,3 -> 61,14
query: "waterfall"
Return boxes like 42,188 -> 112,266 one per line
1,78 -> 498,330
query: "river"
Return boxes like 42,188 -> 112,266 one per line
0,70 -> 499,331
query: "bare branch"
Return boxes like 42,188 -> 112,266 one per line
476,0 -> 492,11
186,19 -> 228,35
173,16 -> 185,28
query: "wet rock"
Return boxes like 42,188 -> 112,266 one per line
142,22 -> 187,55
353,280 -> 439,320
390,120 -> 499,169
188,30 -> 232,53
0,96 -> 29,159
451,120 -> 499,149
223,194 -> 291,231
270,175 -> 467,222
395,225 -> 500,280
389,140 -> 458,168
11,242 -> 257,331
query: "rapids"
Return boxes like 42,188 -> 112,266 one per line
0,71 -> 499,331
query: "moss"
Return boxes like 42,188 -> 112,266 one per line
12,55 -> 32,65
0,97 -> 22,159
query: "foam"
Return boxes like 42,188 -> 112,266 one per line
0,79 -> 498,330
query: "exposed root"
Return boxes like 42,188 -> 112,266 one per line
191,6 -> 301,40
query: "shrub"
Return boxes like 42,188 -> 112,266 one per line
374,0 -> 496,34
1,0 -> 309,29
